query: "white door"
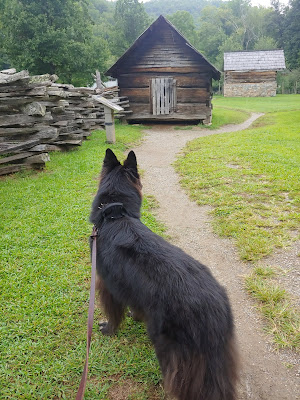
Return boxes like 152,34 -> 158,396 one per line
151,77 -> 176,115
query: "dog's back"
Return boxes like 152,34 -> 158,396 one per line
90,149 -> 239,400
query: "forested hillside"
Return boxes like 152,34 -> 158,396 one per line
0,0 -> 299,92
144,0 -> 222,17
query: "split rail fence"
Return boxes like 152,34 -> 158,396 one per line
0,69 -> 131,175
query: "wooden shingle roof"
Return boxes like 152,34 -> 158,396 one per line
224,50 -> 286,71
106,15 -> 220,80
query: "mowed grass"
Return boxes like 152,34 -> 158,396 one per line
0,125 -> 164,399
213,94 -> 300,113
175,95 -> 300,349
206,106 -> 249,129
176,99 -> 300,261
208,94 -> 300,129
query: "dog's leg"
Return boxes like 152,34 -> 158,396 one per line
96,276 -> 125,335
128,308 -> 144,322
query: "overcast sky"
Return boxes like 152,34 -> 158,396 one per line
138,0 -> 290,8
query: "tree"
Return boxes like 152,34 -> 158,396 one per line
1,0 -> 109,85
282,0 -> 300,69
197,0 -> 278,68
0,0 -> 10,69
266,0 -> 286,49
167,10 -> 198,47
111,0 -> 151,57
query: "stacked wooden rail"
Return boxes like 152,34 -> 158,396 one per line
0,69 -> 131,175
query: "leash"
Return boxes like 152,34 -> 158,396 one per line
76,204 -> 126,399
76,226 -> 98,400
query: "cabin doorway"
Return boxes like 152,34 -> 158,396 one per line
151,77 -> 176,115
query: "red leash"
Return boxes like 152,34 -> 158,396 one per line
76,226 -> 98,400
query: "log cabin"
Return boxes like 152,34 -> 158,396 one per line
105,15 -> 220,124
224,50 -> 286,97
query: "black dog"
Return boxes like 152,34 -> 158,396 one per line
90,149 -> 239,400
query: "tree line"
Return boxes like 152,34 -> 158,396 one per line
0,0 -> 299,92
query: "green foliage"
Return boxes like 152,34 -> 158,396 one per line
1,0 -> 110,85
1,0 -> 300,88
277,68 -> 300,94
167,10 -> 198,47
111,0 -> 151,58
253,35 -> 278,51
282,0 -> 300,69
197,0 -> 276,68
0,125 -> 166,398
144,0 -> 214,18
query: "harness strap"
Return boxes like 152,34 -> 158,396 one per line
76,226 -> 98,400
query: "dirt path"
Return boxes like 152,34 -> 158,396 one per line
132,114 -> 299,400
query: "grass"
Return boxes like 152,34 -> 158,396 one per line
206,106 -> 249,129
0,124 -> 165,399
245,266 -> 300,350
172,106 -> 249,130
213,94 -> 300,113
175,95 -> 300,349
175,101 -> 300,261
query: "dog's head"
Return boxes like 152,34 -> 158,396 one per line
90,149 -> 142,224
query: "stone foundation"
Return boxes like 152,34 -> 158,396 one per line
224,81 -> 277,97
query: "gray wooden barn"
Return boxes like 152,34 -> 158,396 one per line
224,50 -> 286,97
106,15 -> 220,124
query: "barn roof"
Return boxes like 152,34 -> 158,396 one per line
224,50 -> 286,71
106,15 -> 220,80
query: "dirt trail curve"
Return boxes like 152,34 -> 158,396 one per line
132,114 -> 300,400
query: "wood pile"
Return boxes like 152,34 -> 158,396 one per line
0,69 -> 130,176
100,85 -> 132,118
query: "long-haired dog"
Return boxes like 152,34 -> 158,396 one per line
90,149 -> 239,400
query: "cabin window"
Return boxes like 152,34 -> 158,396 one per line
151,77 -> 177,115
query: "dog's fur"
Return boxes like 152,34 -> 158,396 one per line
90,149 -> 239,400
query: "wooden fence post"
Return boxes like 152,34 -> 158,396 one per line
92,95 -> 124,144
103,106 -> 115,143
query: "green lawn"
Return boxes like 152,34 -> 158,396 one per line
207,94 -> 300,129
213,94 -> 300,113
1,96 -> 299,399
0,125 -> 164,399
176,97 -> 300,261
175,95 -> 300,349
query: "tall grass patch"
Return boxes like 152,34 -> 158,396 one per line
0,125 -> 164,399
245,266 -> 300,350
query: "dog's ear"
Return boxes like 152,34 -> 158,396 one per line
123,151 -> 138,173
103,148 -> 120,171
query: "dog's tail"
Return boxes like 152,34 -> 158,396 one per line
160,335 -> 239,400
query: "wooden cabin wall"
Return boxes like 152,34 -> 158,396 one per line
118,72 -> 212,122
224,70 -> 277,97
114,24 -> 214,123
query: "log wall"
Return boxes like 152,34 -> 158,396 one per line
0,69 -> 130,176
110,24 -> 214,123
224,70 -> 278,97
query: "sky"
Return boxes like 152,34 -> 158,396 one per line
249,0 -> 289,6
138,0 -> 290,7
